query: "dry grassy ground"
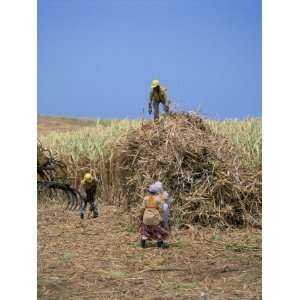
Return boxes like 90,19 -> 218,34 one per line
38,204 -> 261,300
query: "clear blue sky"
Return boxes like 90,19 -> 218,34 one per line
38,0 -> 261,119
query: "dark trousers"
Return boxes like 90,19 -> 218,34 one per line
152,100 -> 169,121
80,198 -> 98,217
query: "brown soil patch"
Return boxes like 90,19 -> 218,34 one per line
38,205 -> 261,299
38,116 -> 96,136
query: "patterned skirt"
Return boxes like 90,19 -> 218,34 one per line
140,222 -> 169,241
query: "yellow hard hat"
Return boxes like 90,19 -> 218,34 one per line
84,173 -> 92,183
151,79 -> 160,89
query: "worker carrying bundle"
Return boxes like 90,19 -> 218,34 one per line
79,172 -> 99,219
148,79 -> 170,121
139,183 -> 169,248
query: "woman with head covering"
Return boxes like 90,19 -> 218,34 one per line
139,183 -> 169,248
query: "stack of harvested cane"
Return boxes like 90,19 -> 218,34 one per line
111,112 -> 261,228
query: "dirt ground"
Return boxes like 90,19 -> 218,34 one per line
38,204 -> 261,300
38,116 -> 96,136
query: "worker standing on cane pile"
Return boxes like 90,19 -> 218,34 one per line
148,79 -> 170,121
79,172 -> 99,219
139,184 -> 169,248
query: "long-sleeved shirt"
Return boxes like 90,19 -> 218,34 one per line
159,191 -> 170,224
80,179 -> 98,202
149,86 -> 168,105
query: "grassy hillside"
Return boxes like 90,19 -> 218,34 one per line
38,115 -> 119,136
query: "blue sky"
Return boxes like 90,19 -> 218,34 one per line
38,0 -> 261,119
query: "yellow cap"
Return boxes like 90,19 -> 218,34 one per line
84,173 -> 92,183
151,79 -> 160,89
